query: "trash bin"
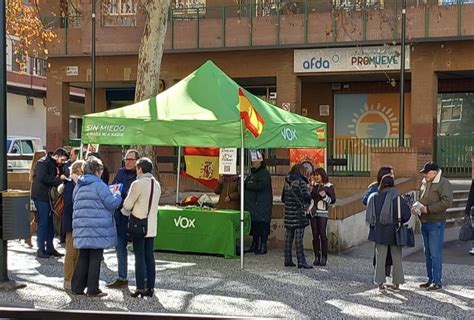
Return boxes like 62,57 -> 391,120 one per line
1,190 -> 30,240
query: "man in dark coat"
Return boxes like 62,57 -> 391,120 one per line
106,149 -> 139,288
31,148 -> 69,258
244,152 -> 273,255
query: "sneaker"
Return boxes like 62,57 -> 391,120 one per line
106,278 -> 128,288
419,282 -> 432,289
427,283 -> 442,291
469,247 -> 474,255
387,284 -> 400,292
378,283 -> 386,291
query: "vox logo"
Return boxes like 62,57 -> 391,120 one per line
173,216 -> 196,229
281,127 -> 298,141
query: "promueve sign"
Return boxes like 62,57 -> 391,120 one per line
294,46 -> 410,73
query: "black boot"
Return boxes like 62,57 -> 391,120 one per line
312,239 -> 320,266
245,240 -> 258,253
320,239 -> 328,266
255,242 -> 267,255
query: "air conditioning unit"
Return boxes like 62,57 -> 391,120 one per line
26,96 -> 34,106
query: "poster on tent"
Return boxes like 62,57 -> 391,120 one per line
219,148 -> 237,175
85,144 -> 100,159
289,148 -> 325,175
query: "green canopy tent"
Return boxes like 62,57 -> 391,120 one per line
81,60 -> 326,268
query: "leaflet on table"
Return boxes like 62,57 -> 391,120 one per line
109,183 -> 123,194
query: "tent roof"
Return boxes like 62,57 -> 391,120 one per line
82,60 -> 326,148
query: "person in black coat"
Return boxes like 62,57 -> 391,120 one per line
366,175 -> 411,291
31,148 -> 69,259
281,164 -> 313,269
244,153 -> 273,255
465,179 -> 474,255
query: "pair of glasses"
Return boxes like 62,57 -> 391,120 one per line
124,158 -> 136,162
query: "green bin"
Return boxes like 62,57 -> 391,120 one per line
1,190 -> 30,240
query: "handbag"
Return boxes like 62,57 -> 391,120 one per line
459,209 -> 473,242
395,196 -> 415,247
49,185 -> 64,217
127,179 -> 154,239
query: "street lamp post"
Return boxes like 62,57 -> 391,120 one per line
399,0 -> 407,147
0,0 -> 26,290
92,0 -> 96,113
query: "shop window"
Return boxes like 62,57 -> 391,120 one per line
102,0 -> 138,26
438,93 -> 474,136
440,98 -> 463,122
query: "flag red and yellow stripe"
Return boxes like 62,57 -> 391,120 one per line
316,128 -> 326,142
181,147 -> 219,189
239,88 -> 265,138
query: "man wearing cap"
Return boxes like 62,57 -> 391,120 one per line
415,161 -> 453,291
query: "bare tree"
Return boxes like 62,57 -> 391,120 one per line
134,0 -> 172,178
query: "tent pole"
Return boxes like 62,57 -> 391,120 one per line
79,143 -> 84,160
176,146 -> 181,205
240,124 -> 245,269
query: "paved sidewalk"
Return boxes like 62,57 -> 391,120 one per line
0,239 -> 473,319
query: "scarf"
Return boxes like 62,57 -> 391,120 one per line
365,188 -> 399,226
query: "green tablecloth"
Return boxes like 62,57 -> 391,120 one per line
154,206 -> 251,259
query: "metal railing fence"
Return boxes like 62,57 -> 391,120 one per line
435,135 -> 474,177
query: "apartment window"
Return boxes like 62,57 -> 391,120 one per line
69,117 -> 83,139
172,0 -> 206,19
102,0 -> 138,26
32,58 -> 47,77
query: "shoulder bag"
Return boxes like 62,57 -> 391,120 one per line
286,181 -> 314,217
395,196 -> 415,247
459,208 -> 473,242
127,179 -> 154,239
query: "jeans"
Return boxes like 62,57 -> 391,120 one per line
34,200 -> 54,254
421,222 -> 445,286
132,236 -> 156,290
115,214 -> 129,280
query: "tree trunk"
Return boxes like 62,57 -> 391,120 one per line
134,0 -> 171,180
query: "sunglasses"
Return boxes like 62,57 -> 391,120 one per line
124,158 -> 137,162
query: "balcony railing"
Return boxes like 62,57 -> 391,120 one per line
43,0 -> 474,56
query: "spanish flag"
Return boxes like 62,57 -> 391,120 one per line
239,88 -> 265,138
181,147 -> 219,189
316,128 -> 326,142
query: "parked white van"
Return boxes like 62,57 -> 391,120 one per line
7,136 -> 44,171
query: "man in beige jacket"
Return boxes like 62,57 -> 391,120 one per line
415,161 -> 453,291
122,157 -> 161,297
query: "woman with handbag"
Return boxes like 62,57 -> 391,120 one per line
122,157 -> 161,298
366,175 -> 411,291
281,164 -> 313,269
71,156 -> 122,297
310,167 -> 336,267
